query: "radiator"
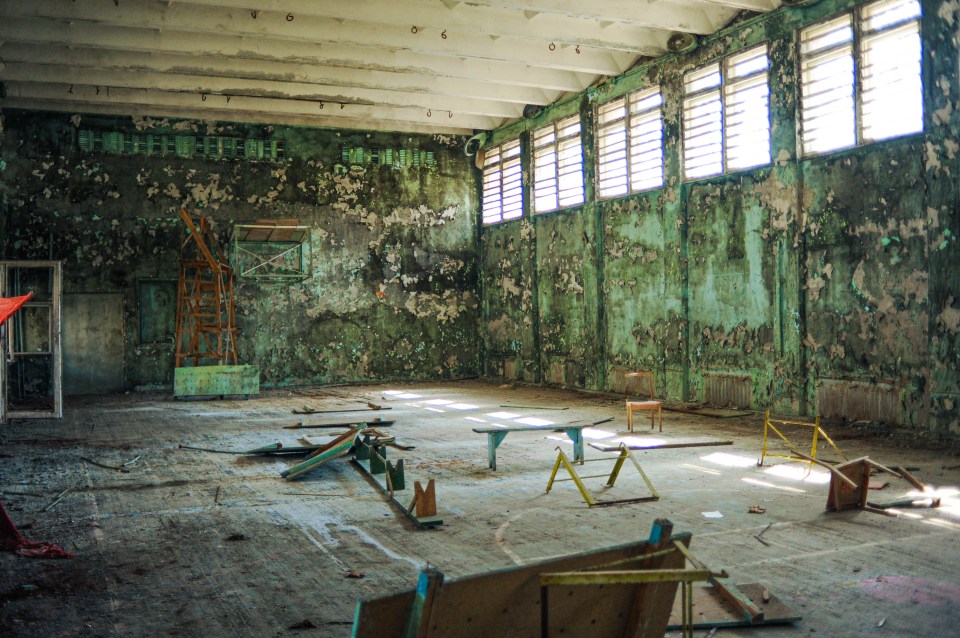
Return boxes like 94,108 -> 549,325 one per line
816,379 -> 900,424
704,373 -> 753,409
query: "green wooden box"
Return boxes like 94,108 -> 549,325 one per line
174,365 -> 260,398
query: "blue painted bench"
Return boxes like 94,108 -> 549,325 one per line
472,418 -> 612,470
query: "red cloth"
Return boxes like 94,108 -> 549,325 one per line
0,292 -> 33,327
0,500 -> 74,559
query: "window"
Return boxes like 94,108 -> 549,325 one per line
682,44 -> 770,180
533,115 -> 584,213
233,220 -> 310,280
725,47 -> 771,171
482,139 -> 523,225
800,0 -> 922,156
596,87 -> 664,198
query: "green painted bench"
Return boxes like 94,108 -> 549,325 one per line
472,418 -> 612,470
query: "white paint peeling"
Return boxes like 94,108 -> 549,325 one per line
938,0 -> 958,26
945,139 -> 959,160
934,100 -> 954,126
925,141 -> 944,173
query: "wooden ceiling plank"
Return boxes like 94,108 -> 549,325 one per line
0,1 -> 648,73
0,18 -> 590,93
0,63 -> 525,119
169,0 -> 720,38
0,43 -> 553,106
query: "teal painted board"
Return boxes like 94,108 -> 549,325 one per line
282,425 -> 364,479
173,365 -> 260,397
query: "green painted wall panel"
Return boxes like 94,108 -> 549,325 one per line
174,365 -> 259,397
0,111 -> 480,390
479,0 -> 960,434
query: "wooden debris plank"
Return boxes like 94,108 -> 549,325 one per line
284,419 -> 394,429
710,577 -> 764,624
281,426 -> 363,480
590,440 -> 734,452
668,406 -> 754,418
291,406 -> 390,415
667,583 -> 800,630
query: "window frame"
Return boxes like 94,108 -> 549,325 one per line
681,43 -> 771,181
481,138 -> 524,226
798,0 -> 923,158
595,86 -> 665,200
532,114 -> 585,215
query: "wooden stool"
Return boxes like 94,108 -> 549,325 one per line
625,371 -> 662,433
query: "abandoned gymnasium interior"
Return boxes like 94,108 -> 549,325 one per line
2,0 -> 960,636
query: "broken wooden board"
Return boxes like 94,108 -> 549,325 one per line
668,405 -> 753,418
179,442 -> 284,455
353,520 -> 689,638
590,440 -> 734,452
281,425 -> 364,480
284,419 -> 394,429
667,583 -> 801,630
179,442 -> 330,455
291,405 -> 390,415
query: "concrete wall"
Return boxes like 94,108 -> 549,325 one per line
480,0 -> 960,435
0,111 -> 480,390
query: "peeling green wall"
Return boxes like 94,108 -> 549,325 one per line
0,111 -> 480,390
480,0 -> 960,435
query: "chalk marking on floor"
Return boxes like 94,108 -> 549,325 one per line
495,512 -> 527,565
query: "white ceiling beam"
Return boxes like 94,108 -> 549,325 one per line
170,0 -> 719,37
0,63 -> 525,119
0,0 -> 647,73
0,43 -> 556,107
678,0 -> 780,14
423,0 -> 777,21
1,83 -> 505,131
0,99 -> 479,135
0,17 -> 592,94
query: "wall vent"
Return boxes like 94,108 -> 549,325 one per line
816,378 -> 900,424
704,372 -> 752,408
337,145 -> 433,170
78,129 -> 95,152
76,129 -> 283,161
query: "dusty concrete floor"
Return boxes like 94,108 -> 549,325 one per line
2,379 -> 960,638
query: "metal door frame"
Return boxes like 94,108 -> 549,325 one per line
1,260 -> 63,419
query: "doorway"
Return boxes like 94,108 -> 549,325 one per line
0,261 -> 63,419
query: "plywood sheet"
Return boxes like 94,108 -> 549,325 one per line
353,533 -> 690,638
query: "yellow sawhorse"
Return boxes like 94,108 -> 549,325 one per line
758,409 -> 847,468
545,444 -> 659,507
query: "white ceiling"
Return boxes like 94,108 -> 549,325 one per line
0,0 -> 779,136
